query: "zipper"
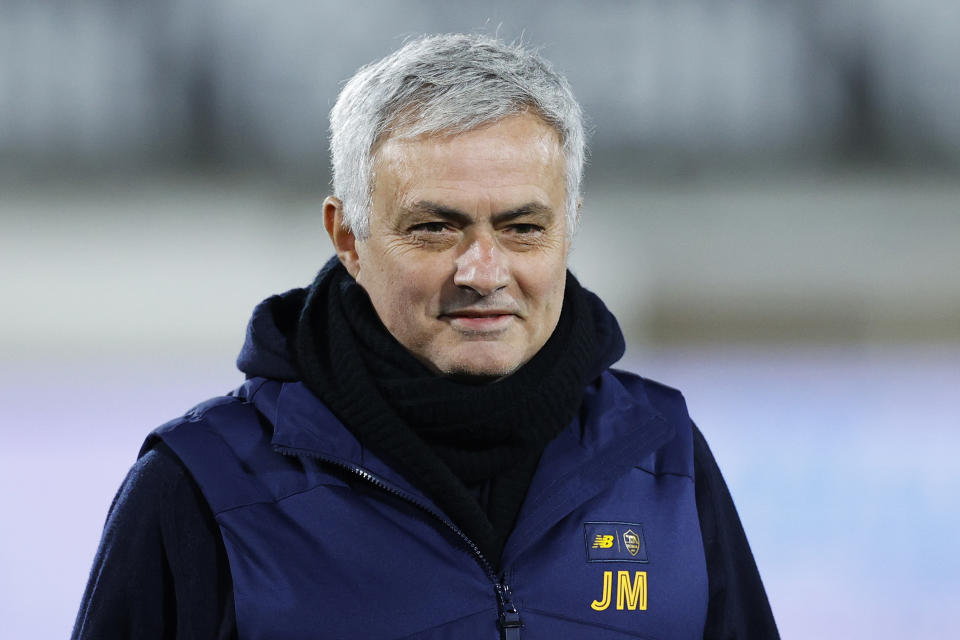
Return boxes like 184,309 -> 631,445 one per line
275,445 -> 523,639
495,583 -> 522,640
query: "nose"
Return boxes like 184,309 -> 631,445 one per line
453,235 -> 510,296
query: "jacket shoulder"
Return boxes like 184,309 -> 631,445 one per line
139,378 -> 272,452
606,368 -> 695,477
607,368 -> 692,424
138,379 -> 288,513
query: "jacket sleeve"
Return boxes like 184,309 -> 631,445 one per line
72,442 -> 236,640
693,423 -> 779,639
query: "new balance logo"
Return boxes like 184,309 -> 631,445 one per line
592,534 -> 615,549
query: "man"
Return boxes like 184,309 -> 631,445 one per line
74,34 -> 777,639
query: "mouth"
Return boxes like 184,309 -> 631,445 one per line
440,310 -> 518,333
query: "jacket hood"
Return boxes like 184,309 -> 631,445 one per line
236,257 -> 625,383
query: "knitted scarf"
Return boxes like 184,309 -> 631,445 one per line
294,258 -> 600,567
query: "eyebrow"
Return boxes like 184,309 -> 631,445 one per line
402,200 -> 555,225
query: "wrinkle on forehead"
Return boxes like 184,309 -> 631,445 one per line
371,113 -> 566,224
378,115 -> 560,174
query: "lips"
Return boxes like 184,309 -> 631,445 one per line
441,309 -> 518,332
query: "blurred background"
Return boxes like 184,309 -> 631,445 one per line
1,1 -> 958,637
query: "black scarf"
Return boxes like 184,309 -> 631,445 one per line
294,258 -> 604,567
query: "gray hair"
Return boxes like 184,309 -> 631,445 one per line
329,33 -> 586,239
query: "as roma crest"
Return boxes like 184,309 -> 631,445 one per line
622,529 -> 641,557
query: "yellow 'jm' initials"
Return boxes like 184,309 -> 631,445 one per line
590,571 -> 648,611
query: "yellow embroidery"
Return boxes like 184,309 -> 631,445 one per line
591,534 -> 615,549
616,571 -> 647,610
590,571 -> 613,610
590,571 -> 648,611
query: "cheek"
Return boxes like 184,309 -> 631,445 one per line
537,263 -> 569,336
527,257 -> 568,306
359,244 -> 424,300
372,264 -> 442,327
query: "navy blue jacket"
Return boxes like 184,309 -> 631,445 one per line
73,288 -> 778,639
144,368 -> 707,639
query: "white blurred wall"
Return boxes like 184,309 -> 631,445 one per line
2,0 -> 960,169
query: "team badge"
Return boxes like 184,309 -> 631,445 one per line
583,522 -> 649,563
622,529 -> 641,556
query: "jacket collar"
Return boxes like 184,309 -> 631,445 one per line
255,379 -> 438,503
248,370 -> 675,563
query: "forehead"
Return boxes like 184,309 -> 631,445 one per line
372,113 -> 566,212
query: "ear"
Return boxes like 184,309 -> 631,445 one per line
323,196 -> 361,278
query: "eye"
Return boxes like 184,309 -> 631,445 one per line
507,223 -> 544,235
410,222 -> 450,233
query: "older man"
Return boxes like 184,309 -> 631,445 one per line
74,34 -> 777,639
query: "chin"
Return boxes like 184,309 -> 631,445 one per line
435,347 -> 524,382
